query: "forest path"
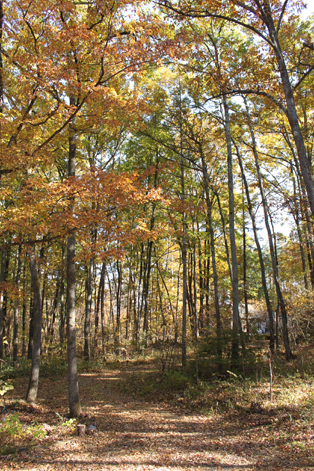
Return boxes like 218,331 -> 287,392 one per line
1,361 -> 313,470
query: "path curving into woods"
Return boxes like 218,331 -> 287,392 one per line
1,362 -> 313,470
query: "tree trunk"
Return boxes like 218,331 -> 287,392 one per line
283,128 -> 314,288
200,146 -> 222,359
264,13 -> 314,219
2,242 -> 10,357
27,297 -> 34,359
216,192 -> 232,281
243,102 -> 292,358
197,233 -> 204,333
100,266 -> 106,356
235,141 -> 275,352
95,262 -> 105,351
13,245 -> 22,362
26,245 -> 42,403
136,242 -> 144,346
49,280 -> 59,346
22,261 -> 27,357
192,218 -> 198,339
114,260 -> 122,349
242,189 -> 249,334
67,95 -> 81,417
59,243 -> 66,346
223,95 -> 241,361
84,259 -> 94,360
180,99 -> 187,367
0,242 -> 6,359
291,169 -> 308,289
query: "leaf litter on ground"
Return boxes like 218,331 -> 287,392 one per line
0,357 -> 313,470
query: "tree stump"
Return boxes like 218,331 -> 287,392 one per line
77,424 -> 86,437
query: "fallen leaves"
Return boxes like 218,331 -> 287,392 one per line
0,362 -> 313,470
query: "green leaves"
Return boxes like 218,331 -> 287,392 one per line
0,380 -> 14,398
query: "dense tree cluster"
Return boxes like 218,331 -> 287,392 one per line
0,0 -> 313,415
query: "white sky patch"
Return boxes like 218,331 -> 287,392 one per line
303,0 -> 314,16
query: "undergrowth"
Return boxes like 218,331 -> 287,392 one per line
1,340 -> 313,418
116,340 -> 314,423
0,412 -> 47,455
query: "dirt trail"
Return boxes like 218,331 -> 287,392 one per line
1,364 -> 313,470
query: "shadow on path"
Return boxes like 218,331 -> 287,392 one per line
1,365 -> 313,470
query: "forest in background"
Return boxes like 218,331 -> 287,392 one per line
0,0 -> 314,417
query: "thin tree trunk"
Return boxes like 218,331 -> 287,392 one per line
49,280 -> 59,346
95,262 -> 105,351
84,259 -> 94,360
197,232 -> 204,334
192,218 -> 198,339
175,260 -> 181,343
22,261 -> 27,357
3,242 -> 10,357
235,141 -> 275,352
59,244 -> 65,346
200,146 -> 222,358
115,261 -> 122,349
143,239 -> 154,335
180,99 -> 187,367
243,102 -> 292,358
26,245 -> 42,403
100,267 -> 106,356
291,170 -> 308,289
67,95 -> 81,417
223,95 -> 241,361
28,297 -> 34,360
106,268 -> 114,327
187,251 -> 195,336
216,192 -> 232,281
156,260 -> 176,325
13,245 -> 22,362
0,242 -> 6,359
242,189 -> 249,334
41,270 -> 46,336
208,201 -> 222,341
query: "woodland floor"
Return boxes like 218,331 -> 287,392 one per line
1,358 -> 314,471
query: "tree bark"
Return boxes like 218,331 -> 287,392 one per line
59,243 -> 66,346
13,245 -> 22,362
95,262 -> 105,351
67,95 -> 81,417
100,265 -> 106,356
114,260 -> 122,349
27,297 -> 34,360
49,280 -> 59,346
223,96 -> 241,361
235,141 -> 275,352
0,243 -> 6,359
179,98 -> 187,367
84,259 -> 94,360
26,245 -> 42,403
22,261 -> 27,357
136,242 -> 144,346
283,128 -> 314,287
243,102 -> 292,358
242,188 -> 249,334
216,192 -> 232,281
262,9 -> 314,219
200,146 -> 222,355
